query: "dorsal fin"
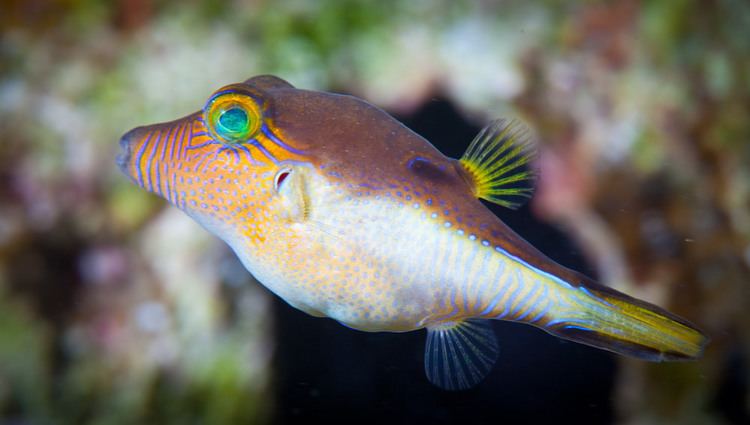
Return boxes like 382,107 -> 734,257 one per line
459,119 -> 537,209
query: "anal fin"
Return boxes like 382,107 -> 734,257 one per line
424,319 -> 499,391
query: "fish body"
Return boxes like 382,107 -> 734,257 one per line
117,75 -> 707,390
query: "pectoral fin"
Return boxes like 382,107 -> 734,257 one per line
459,119 -> 537,209
274,165 -> 311,222
424,319 -> 499,391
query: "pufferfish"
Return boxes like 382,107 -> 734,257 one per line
117,75 -> 707,390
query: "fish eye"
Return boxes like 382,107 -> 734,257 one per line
204,89 -> 261,144
218,107 -> 249,134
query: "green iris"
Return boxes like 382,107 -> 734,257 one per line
218,107 -> 249,135
204,91 -> 261,144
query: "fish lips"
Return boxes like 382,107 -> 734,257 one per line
116,129 -> 134,176
116,126 -> 151,184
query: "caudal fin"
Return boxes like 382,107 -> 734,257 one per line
544,282 -> 708,361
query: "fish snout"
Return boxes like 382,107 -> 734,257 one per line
116,127 -> 141,177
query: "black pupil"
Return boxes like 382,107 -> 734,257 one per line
219,107 -> 248,133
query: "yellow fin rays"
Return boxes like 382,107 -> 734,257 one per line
459,119 -> 537,209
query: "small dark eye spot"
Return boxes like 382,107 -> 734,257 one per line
407,156 -> 451,181
274,168 -> 292,191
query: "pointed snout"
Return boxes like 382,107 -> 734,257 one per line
116,127 -> 141,177
115,112 -> 211,202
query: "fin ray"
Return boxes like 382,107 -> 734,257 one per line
459,119 -> 537,209
424,319 -> 499,391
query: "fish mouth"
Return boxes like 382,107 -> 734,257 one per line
116,128 -> 136,177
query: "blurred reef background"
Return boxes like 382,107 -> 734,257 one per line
1,0 -> 749,424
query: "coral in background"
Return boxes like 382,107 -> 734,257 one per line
0,0 -> 747,423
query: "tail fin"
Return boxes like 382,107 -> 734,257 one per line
544,281 -> 708,361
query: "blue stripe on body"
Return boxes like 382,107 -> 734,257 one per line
496,271 -> 524,319
169,122 -> 182,160
478,278 -> 510,317
434,224 -> 456,319
250,140 -> 279,164
465,240 -> 489,312
187,140 -> 214,150
528,285 -> 551,323
490,245 -> 610,320
510,279 -> 539,318
145,131 -> 162,193
431,222 -> 458,321
461,248 -> 473,313
464,244 -> 487,313
261,124 -> 306,155
237,144 -> 263,165
159,125 -> 173,162
562,325 -> 593,332
514,280 -> 541,321
578,286 -> 614,307
494,247 -> 573,289
491,273 -> 516,319
135,131 -> 155,187
194,151 -> 214,173
216,146 -> 241,165
176,122 -> 187,160
445,234 -> 465,315
153,156 -> 162,195
162,162 -> 171,202
545,317 -> 596,328
171,171 -> 179,206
